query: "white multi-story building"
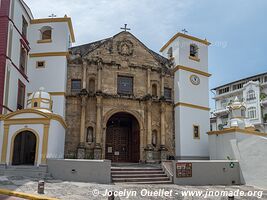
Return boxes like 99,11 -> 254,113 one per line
0,0 -> 75,167
211,72 -> 267,133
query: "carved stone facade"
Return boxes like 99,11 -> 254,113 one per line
65,31 -> 175,162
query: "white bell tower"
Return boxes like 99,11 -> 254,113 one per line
160,32 -> 211,159
27,15 -> 75,118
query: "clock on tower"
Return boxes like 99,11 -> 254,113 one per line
160,32 -> 211,159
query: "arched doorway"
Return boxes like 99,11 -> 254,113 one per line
12,131 -> 37,165
105,112 -> 140,162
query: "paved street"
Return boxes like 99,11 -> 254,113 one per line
0,176 -> 266,200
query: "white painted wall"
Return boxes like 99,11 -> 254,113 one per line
47,120 -> 65,159
209,131 -> 253,160
51,96 -> 66,117
176,106 -> 209,158
175,70 -> 209,108
161,36 -> 208,73
28,22 -> 70,53
28,57 -> 67,92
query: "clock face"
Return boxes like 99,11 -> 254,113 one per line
190,75 -> 200,85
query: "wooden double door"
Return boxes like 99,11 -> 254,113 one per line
105,113 -> 140,162
12,131 -> 36,165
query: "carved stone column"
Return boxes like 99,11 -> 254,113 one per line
77,96 -> 87,159
160,73 -> 165,97
147,68 -> 151,95
77,61 -> 88,159
97,61 -> 102,92
82,60 -> 87,89
145,100 -> 153,162
94,96 -> 102,159
159,102 -> 167,160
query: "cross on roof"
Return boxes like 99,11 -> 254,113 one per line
48,14 -> 57,18
120,24 -> 131,32
181,29 -> 188,34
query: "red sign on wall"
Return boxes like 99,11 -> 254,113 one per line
176,162 -> 192,178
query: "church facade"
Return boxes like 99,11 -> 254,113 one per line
65,32 -> 175,162
1,0 -> 211,165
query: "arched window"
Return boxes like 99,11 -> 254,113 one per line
190,44 -> 198,58
89,78 -> 95,93
167,47 -> 173,59
86,127 -> 94,143
247,90 -> 256,101
152,130 -> 157,147
247,107 -> 257,119
40,26 -> 52,40
152,84 -> 157,97
33,102 -> 38,107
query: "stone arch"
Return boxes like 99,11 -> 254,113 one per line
40,26 -> 52,40
9,128 -> 40,166
102,109 -> 145,161
103,109 -> 144,131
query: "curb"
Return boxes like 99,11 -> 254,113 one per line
0,188 -> 58,200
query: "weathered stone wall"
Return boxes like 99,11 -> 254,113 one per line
65,32 -> 175,161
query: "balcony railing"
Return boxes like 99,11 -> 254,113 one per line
212,108 -> 229,116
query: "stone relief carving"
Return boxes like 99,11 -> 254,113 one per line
117,40 -> 134,56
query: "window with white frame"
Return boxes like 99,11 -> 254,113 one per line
247,107 -> 257,119
247,90 -> 256,101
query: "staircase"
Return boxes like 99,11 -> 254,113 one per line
111,164 -> 172,184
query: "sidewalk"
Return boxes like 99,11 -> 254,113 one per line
0,194 -> 25,200
0,175 -> 266,199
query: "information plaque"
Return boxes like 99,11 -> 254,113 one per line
176,162 -> 192,178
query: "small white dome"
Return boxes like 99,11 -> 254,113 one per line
229,96 -> 246,110
27,87 -> 53,112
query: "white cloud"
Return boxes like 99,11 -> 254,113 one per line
24,0 -> 193,50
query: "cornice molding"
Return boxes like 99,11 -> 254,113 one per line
173,65 -> 211,77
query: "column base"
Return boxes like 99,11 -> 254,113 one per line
0,163 -> 7,169
94,144 -> 102,159
144,145 -> 154,163
77,143 -> 86,159
159,145 -> 168,161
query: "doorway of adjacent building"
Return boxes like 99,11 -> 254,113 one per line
105,112 -> 140,162
12,131 -> 37,165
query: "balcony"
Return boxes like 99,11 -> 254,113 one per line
212,108 -> 229,116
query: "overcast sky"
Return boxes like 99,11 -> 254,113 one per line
24,0 -> 267,107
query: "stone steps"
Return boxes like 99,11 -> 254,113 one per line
111,170 -> 165,174
116,180 -> 173,184
112,174 -> 167,178
111,166 -> 172,184
111,168 -> 162,171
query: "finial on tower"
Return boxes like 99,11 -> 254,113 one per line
181,29 -> 188,34
48,14 -> 57,18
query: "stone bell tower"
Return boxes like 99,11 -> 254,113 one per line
160,32 -> 211,159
